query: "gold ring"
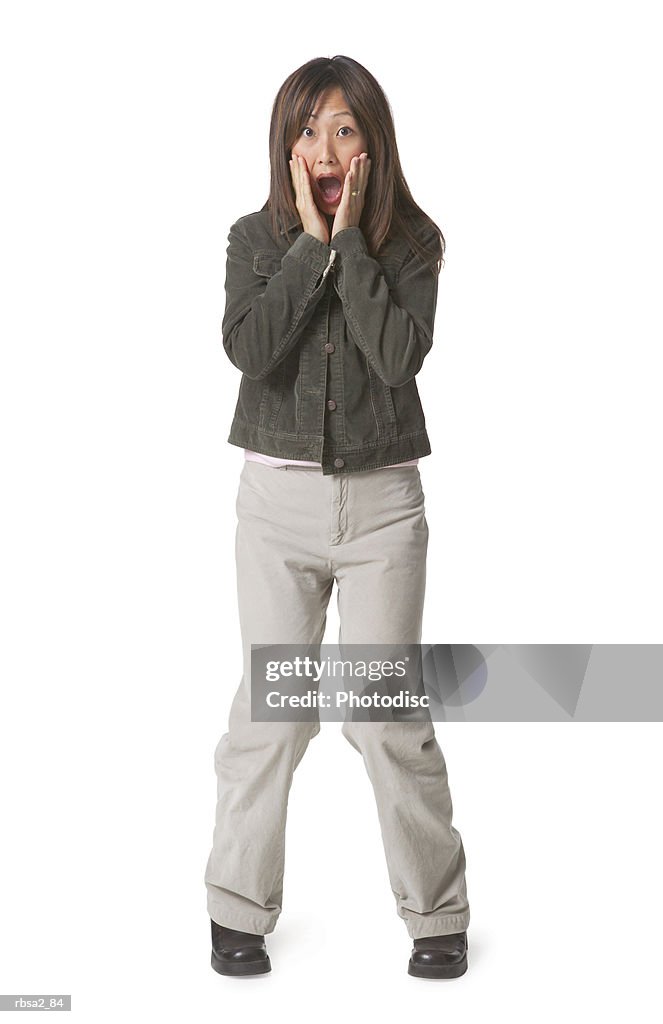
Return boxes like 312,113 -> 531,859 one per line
351,189 -> 361,196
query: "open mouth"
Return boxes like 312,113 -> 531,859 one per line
316,174 -> 343,204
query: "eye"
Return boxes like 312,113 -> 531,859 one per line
300,125 -> 355,139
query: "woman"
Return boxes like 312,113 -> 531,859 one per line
204,55 -> 470,979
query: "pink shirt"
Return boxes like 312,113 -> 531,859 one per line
244,450 -> 419,469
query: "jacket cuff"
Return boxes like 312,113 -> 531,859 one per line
285,231 -> 331,275
330,226 -> 368,261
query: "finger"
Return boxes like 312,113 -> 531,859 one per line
340,165 -> 353,206
298,157 -> 314,215
296,156 -> 305,200
289,157 -> 300,205
299,155 -> 314,201
296,157 -> 309,211
350,159 -> 362,200
293,154 -> 305,210
361,154 -> 370,187
357,154 -> 369,192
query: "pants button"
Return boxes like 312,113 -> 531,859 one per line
334,457 -> 345,468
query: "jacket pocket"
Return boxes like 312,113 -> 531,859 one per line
253,252 -> 283,277
258,361 -> 287,431
366,362 -> 398,441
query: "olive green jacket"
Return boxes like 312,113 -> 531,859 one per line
222,206 -> 439,475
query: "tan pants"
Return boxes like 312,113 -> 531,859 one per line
204,461 -> 470,939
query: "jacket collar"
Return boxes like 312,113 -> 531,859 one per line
258,201 -> 302,237
279,211 -> 303,235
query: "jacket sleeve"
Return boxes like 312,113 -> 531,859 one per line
330,225 -> 440,387
221,218 -> 334,380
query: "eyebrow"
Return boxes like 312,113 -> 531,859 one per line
306,110 -> 354,119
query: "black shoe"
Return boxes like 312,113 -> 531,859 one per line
210,919 -> 272,976
408,931 -> 468,979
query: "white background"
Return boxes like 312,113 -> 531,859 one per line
1,0 -> 662,1019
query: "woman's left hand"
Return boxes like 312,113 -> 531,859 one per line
331,153 -> 371,238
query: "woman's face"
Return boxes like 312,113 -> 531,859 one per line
291,86 -> 369,216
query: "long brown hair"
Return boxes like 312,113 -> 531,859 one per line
263,55 -> 445,275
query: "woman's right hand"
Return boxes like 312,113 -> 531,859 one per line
289,155 -> 330,245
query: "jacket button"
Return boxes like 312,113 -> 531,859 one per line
327,399 -> 337,411
324,342 -> 335,354
334,457 -> 345,468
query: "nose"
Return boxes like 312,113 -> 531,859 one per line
316,137 -> 339,167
